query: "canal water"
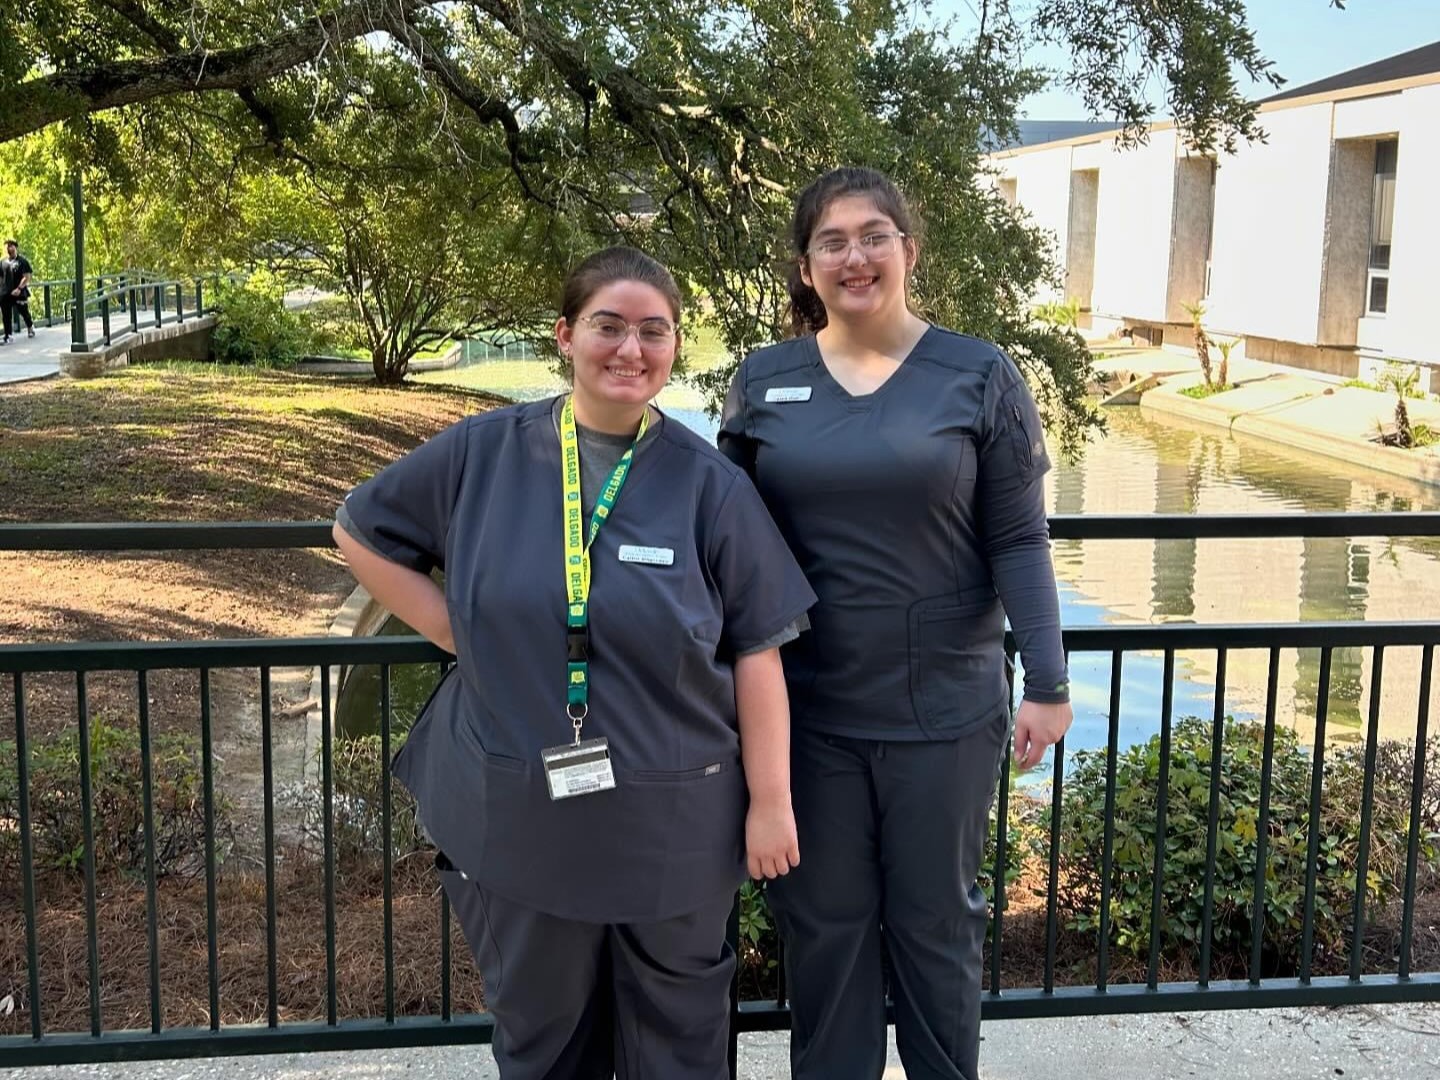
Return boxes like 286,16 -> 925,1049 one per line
338,362 -> 1440,774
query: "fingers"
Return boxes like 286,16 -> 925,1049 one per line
747,847 -> 801,880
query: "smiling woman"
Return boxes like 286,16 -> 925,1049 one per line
331,245 -> 816,1079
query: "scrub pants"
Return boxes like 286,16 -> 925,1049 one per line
767,712 -> 1009,1080
440,870 -> 735,1080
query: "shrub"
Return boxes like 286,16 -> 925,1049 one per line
298,732 -> 425,872
212,270 -> 312,367
1052,718 -> 1440,976
0,717 -> 226,886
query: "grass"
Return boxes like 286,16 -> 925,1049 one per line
0,362 -> 502,521
1179,382 -> 1234,400
1344,377 -> 1429,400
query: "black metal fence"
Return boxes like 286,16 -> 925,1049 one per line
3,514 -> 1440,1070
65,270 -> 232,352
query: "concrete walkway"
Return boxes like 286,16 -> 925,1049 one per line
0,318 -> 68,384
4,1006 -> 1438,1078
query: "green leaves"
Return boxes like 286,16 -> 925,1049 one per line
1053,718 -> 1440,978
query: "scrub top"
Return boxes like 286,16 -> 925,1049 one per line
339,396 -> 816,923
718,327 -> 1070,742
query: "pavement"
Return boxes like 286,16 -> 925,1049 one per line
0,319 -> 66,384
4,1006 -> 1438,1078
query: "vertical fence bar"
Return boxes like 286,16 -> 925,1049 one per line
195,279 -> 204,316
1299,647 -> 1334,984
440,888 -> 453,1022
130,288 -> 139,335
76,672 -> 102,1036
1146,650 -> 1176,990
100,296 -> 110,346
14,673 -> 42,1039
437,668 -> 451,1022
261,667 -> 279,1026
43,284 -> 52,325
321,664 -> 338,1025
1349,648 -> 1386,981
154,286 -> 163,328
381,663 -> 395,1024
176,283 -> 185,323
727,898 -> 741,1080
1198,649 -> 1228,987
1249,649 -> 1281,985
1096,650 -> 1123,991
1043,731 -> 1066,995
1400,644 -> 1434,980
137,671 -> 162,1033
200,668 -> 220,1029
990,645 -> 1016,995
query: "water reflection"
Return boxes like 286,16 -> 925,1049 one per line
1042,407 -> 1440,769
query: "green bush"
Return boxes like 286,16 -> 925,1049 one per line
300,732 -> 425,870
0,717 -> 226,885
1053,718 -> 1440,976
212,270 -> 312,367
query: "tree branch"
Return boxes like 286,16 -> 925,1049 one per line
3,0 -> 418,143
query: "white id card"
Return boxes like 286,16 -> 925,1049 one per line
542,737 -> 616,800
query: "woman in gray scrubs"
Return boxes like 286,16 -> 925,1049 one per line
334,247 -> 816,1080
718,168 -> 1074,1080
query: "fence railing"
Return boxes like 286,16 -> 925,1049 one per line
2,514 -> 1440,1071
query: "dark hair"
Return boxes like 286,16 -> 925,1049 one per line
560,246 -> 682,324
786,167 -> 918,336
3,239 -> 15,247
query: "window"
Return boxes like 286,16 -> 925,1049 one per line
1367,140 -> 1397,315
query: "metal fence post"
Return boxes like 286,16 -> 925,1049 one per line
70,175 -> 87,353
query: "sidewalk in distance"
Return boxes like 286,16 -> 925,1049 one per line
3,1005 -> 1436,1078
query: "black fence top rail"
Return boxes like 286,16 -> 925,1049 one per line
3,621 -> 1440,674
3,512 -> 1440,552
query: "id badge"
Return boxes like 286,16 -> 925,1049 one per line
542,737 -> 616,800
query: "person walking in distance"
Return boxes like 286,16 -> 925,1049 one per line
1,239 -> 35,343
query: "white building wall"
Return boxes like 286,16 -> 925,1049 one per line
1375,83 -> 1440,367
1203,104 -> 1336,343
995,147 -> 1077,304
1089,130 -> 1179,324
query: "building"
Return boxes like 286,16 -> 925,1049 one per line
985,41 -> 1440,392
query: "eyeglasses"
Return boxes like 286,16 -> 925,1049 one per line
575,314 -> 678,350
806,231 -> 908,270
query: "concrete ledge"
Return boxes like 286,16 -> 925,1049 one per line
295,344 -> 463,377
59,314 -> 218,378
1139,382 -> 1440,489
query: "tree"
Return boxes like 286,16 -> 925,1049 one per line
235,59 -> 566,383
2,0 -> 1346,444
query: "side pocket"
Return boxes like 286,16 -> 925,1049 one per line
907,592 -> 1007,735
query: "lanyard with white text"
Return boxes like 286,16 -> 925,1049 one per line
560,394 -> 648,743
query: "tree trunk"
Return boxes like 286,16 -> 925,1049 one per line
1395,397 -> 1414,449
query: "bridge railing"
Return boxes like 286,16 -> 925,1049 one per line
1,514 -> 1439,1071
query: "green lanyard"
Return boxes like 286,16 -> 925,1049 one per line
560,394 -> 649,741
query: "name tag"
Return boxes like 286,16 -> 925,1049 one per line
618,545 -> 675,566
765,386 -> 812,403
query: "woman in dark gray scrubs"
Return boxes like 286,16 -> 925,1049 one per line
334,247 -> 816,1080
719,168 -> 1074,1080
